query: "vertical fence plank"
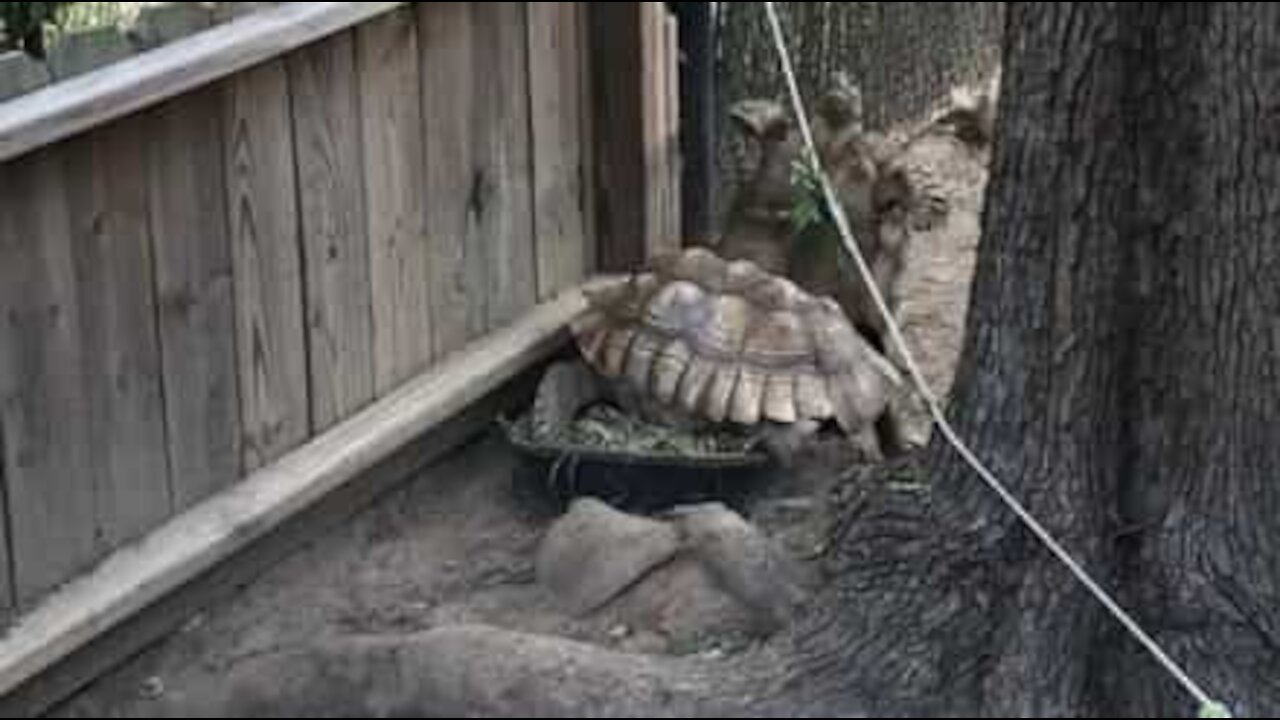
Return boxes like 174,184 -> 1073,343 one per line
642,2 -> 665,257
147,88 -> 242,511
641,2 -> 681,257
357,8 -> 434,393
672,1 -> 715,245
420,2 -> 536,349
529,1 -> 588,299
419,2 -> 476,356
665,10 -> 682,245
0,413 -> 11,618
587,3 -> 647,272
290,32 -> 375,430
225,60 -> 311,470
576,2 -> 598,275
476,1 -> 536,333
0,149 -> 97,606
66,119 -> 171,550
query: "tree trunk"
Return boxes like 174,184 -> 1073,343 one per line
776,3 -> 1280,716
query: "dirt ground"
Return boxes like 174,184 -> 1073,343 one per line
48,132 -> 987,719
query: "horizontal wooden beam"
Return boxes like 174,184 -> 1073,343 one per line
0,280 -> 601,699
0,1 -> 406,163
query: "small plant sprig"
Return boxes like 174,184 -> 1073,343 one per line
788,157 -> 826,236
789,157 -> 859,279
1198,701 -> 1233,718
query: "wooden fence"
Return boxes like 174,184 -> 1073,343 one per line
0,1 -> 680,620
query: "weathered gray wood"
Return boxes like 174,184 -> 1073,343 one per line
642,2 -> 664,258
224,60 -> 310,470
641,3 -> 681,257
529,2 -> 588,299
146,88 -> 242,511
477,1 -> 537,333
576,2 -> 598,275
65,119 -> 172,550
0,422 -> 10,618
0,280 -> 596,702
420,2 -> 537,349
664,12 -> 682,246
587,3 -> 648,272
0,380 -> 532,719
419,2 -> 476,355
0,1 -> 408,163
0,148 -> 97,607
357,8 -> 434,394
290,32 -> 375,431
0,414 -> 11,618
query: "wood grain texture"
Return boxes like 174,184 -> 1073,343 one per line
0,148 -> 97,607
357,8 -> 434,394
290,32 -> 375,431
643,2 -> 666,257
643,3 -> 681,256
475,2 -> 537,334
420,2 -> 536,353
665,12 -> 682,247
146,88 -> 242,511
418,2 -> 477,355
529,2 -> 588,299
0,2 -> 408,163
65,119 -> 172,550
0,415 -> 10,617
576,2 -> 598,275
587,3 -> 647,272
0,280 -> 595,702
224,60 -> 310,470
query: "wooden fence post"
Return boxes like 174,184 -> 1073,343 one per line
586,2 -> 682,273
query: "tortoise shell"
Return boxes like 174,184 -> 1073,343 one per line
571,248 -> 904,436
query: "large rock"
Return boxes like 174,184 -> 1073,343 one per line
669,503 -> 809,631
611,553 -> 762,647
536,498 -> 681,616
538,499 -> 809,643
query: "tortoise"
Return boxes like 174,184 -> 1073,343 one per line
564,247 -> 911,464
719,74 -> 950,365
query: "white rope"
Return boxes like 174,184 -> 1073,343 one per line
760,4 -> 1228,716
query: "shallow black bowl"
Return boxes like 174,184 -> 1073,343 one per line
499,413 -> 775,515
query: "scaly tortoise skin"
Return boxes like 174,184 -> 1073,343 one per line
570,247 -> 905,456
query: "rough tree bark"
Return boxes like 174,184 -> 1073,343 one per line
769,3 -> 1280,716
151,5 -> 1279,717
